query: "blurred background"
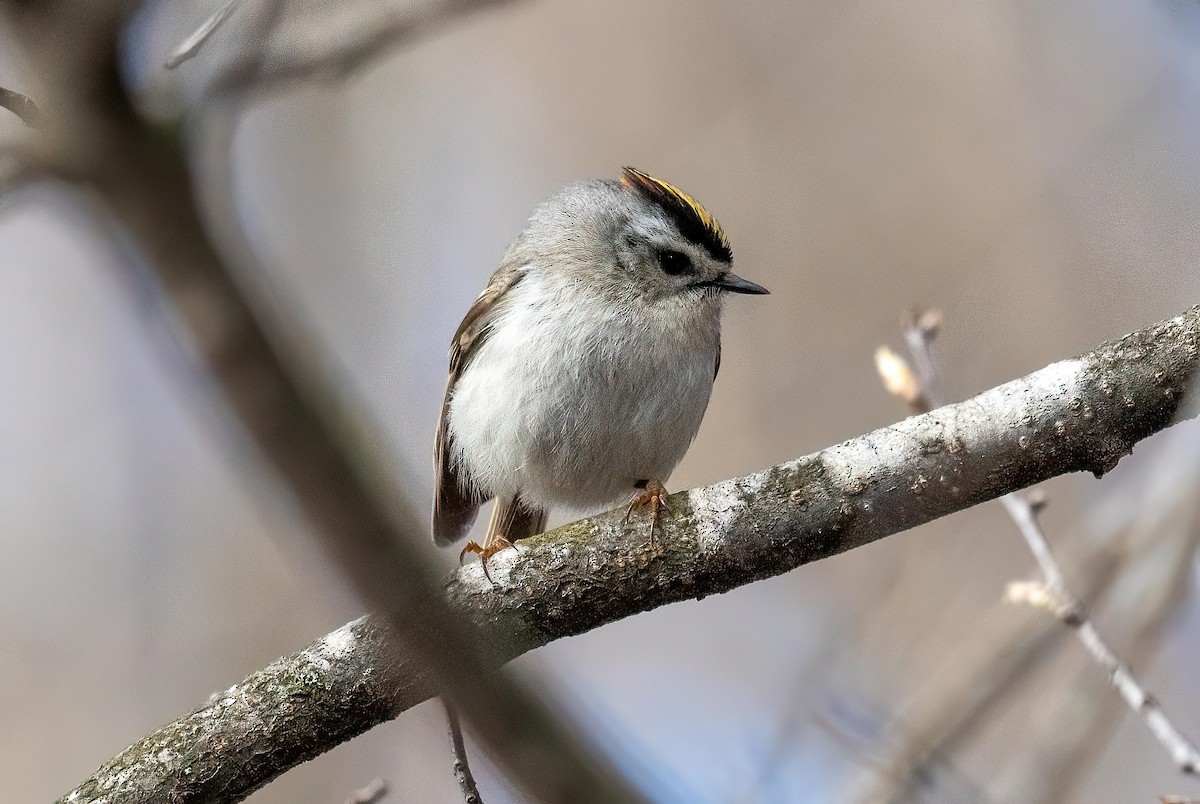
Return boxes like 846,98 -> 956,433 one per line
3,0 -> 1200,801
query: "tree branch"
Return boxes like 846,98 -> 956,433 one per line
197,0 -> 521,97
62,305 -> 1200,802
0,85 -> 40,127
164,0 -> 245,69
443,701 -> 485,804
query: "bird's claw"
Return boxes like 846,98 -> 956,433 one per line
459,538 -> 516,583
625,479 -> 673,548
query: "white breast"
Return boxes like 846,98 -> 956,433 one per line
448,272 -> 720,511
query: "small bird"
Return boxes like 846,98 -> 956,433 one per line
433,167 -> 768,577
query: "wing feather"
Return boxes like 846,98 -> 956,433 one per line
432,266 -> 526,545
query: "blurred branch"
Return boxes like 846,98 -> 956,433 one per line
444,701 -> 485,804
0,85 -> 40,127
62,305 -> 1200,802
6,3 -> 643,804
846,538 -> 1123,802
901,307 -> 942,397
255,0 -> 516,85
164,0 -> 246,69
176,0 -> 521,97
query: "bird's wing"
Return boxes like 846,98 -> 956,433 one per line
433,265 -> 527,545
714,341 -> 721,381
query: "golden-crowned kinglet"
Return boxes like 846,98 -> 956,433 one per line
433,167 -> 768,577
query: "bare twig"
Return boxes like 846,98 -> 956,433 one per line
1003,506 -> 1200,776
205,0 -> 519,97
1003,427 -> 1200,801
880,309 -> 1200,781
344,778 -> 389,804
62,305 -> 1200,802
162,0 -> 522,101
901,307 -> 941,397
1000,495 -> 1073,594
443,701 -> 485,804
164,0 -> 246,68
0,86 -> 40,127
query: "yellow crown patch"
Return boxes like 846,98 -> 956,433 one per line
620,167 -> 732,263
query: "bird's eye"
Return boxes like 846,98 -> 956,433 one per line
656,249 -> 692,276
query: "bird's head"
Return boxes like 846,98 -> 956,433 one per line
512,168 -> 769,312
610,167 -> 768,306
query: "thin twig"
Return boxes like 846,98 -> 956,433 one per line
0,86 -> 40,127
901,307 -> 941,399
204,0 -> 519,97
344,777 -> 388,804
165,0 -> 246,68
1002,506 -> 1200,775
879,309 -> 1200,779
443,700 -> 484,804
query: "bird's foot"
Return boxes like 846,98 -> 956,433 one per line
459,538 -> 516,583
624,479 -> 674,548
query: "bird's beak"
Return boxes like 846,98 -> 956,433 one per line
715,272 -> 770,295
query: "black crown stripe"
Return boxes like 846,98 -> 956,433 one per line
620,167 -> 732,263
